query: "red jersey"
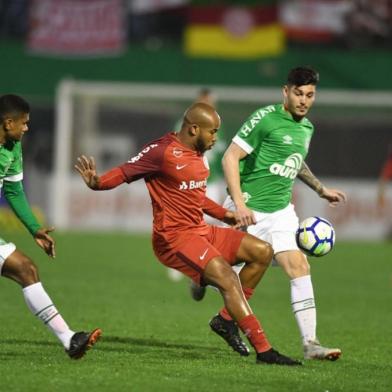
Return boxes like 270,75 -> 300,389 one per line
99,133 -> 227,248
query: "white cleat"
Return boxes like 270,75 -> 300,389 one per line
304,339 -> 341,361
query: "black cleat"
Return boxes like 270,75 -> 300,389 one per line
209,314 -> 250,356
256,348 -> 302,366
190,280 -> 207,301
66,328 -> 102,359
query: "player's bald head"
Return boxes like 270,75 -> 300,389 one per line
178,102 -> 220,153
183,102 -> 220,129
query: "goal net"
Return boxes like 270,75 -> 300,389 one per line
52,80 -> 392,238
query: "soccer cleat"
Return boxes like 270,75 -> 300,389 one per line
304,339 -> 341,361
190,280 -> 207,301
256,348 -> 302,366
66,328 -> 102,359
209,314 -> 250,356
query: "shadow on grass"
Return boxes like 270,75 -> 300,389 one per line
1,335 -> 221,354
1,338 -> 57,347
101,335 -> 218,352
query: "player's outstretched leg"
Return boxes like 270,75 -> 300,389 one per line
304,339 -> 341,361
204,257 -> 301,366
66,329 -> 102,359
275,251 -> 341,361
1,249 -> 101,359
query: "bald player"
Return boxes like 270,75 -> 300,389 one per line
75,103 -> 301,365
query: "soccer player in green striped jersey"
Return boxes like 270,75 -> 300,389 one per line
223,67 -> 347,360
0,95 -> 101,359
193,67 -> 347,360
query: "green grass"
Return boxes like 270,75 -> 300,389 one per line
0,232 -> 391,391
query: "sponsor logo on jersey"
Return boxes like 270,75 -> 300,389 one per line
128,144 -> 158,164
179,179 -> 207,190
239,105 -> 275,137
243,192 -> 251,203
173,147 -> 183,157
176,164 -> 188,170
283,135 -> 293,145
269,153 -> 303,179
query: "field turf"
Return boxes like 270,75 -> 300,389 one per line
0,232 -> 391,391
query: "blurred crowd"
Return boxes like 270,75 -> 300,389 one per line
0,0 -> 391,50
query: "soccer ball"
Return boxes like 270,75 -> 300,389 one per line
296,216 -> 335,257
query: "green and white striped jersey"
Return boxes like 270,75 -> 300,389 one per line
0,141 -> 23,194
233,104 -> 314,213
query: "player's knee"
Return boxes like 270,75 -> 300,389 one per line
254,240 -> 273,266
17,256 -> 39,286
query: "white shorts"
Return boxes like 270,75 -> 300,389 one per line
223,197 -> 299,256
0,239 -> 16,274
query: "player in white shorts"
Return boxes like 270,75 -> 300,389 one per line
191,67 -> 347,360
0,94 -> 101,359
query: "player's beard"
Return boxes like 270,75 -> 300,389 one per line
196,137 -> 209,153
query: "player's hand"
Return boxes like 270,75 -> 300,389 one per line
319,187 -> 347,207
34,227 -> 56,258
223,211 -> 242,229
75,155 -> 100,189
234,203 -> 256,227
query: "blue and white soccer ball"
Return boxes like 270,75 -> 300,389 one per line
296,216 -> 335,257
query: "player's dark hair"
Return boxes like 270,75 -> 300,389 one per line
0,94 -> 30,122
287,67 -> 319,87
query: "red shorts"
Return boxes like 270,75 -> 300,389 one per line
153,225 -> 246,285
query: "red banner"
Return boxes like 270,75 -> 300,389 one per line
27,0 -> 126,56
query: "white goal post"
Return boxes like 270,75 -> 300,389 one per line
52,80 -> 392,237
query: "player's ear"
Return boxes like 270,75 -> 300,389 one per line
190,124 -> 199,136
3,117 -> 13,131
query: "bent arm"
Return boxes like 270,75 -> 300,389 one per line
297,161 -> 324,195
222,142 -> 256,226
222,142 -> 248,208
3,180 -> 41,235
298,161 -> 347,205
203,196 -> 227,220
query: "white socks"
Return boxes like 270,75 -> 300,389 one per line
22,282 -> 74,349
290,275 -> 316,345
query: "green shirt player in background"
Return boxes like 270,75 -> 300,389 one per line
0,94 -> 101,359
192,67 -> 347,360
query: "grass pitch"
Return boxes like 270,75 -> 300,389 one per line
0,232 -> 391,391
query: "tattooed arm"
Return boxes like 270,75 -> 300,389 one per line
298,162 -> 347,206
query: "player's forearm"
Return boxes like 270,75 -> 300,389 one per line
297,162 -> 324,195
3,181 -> 41,235
222,153 -> 245,207
96,167 -> 126,190
203,197 -> 227,220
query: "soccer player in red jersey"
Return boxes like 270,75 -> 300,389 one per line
75,103 -> 301,365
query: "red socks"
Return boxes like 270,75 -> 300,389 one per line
219,287 -> 254,320
238,314 -> 271,353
